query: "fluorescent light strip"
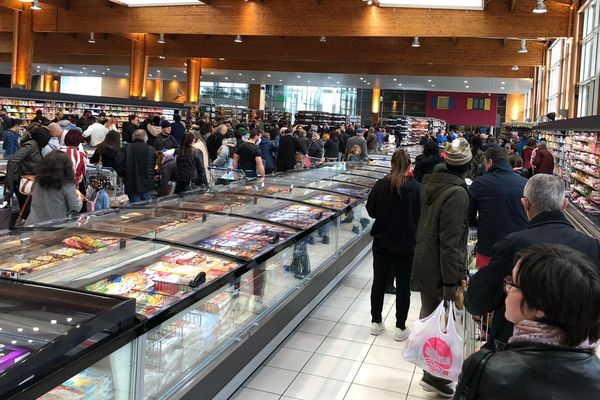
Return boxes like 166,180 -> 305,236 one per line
377,0 -> 484,10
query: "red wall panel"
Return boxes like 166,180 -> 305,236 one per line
426,91 -> 498,126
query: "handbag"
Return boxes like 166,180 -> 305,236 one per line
402,301 -> 464,381
453,348 -> 494,400
19,175 -> 36,196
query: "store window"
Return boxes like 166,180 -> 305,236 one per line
547,39 -> 564,115
199,81 -> 249,108
60,76 -> 102,96
578,0 -> 600,117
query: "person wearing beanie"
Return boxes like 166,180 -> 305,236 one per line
42,122 -> 63,157
3,126 -> 52,219
410,137 -> 472,398
154,120 -> 179,154
146,115 -> 163,146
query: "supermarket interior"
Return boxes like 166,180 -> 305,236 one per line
1,0 -> 600,399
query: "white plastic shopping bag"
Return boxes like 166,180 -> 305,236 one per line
402,301 -> 464,381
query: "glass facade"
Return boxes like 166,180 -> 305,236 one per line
199,81 -> 249,109
547,39 -> 564,115
578,0 -> 600,117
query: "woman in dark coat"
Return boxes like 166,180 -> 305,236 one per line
175,132 -> 208,193
413,141 -> 443,182
90,130 -> 121,169
324,131 -> 340,160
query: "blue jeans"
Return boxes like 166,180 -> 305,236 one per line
128,192 -> 152,203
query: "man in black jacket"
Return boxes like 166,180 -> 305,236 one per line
465,174 -> 600,350
116,129 -> 156,203
469,146 -> 528,268
121,114 -> 139,143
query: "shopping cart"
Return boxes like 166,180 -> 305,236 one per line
460,227 -> 494,358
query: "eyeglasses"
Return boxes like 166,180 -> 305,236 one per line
503,275 -> 520,294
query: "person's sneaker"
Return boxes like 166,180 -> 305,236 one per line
352,226 -> 360,234
419,374 -> 454,398
322,235 -> 330,245
370,322 -> 385,335
394,327 -> 410,342
384,286 -> 396,294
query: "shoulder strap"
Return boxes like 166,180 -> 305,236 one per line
454,348 -> 494,400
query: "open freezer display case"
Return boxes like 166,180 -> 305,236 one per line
343,169 -> 387,180
2,162 -> 384,400
0,278 -> 136,399
329,173 -> 378,187
306,180 -> 371,198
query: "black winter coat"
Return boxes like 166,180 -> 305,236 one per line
465,210 -> 600,349
176,148 -> 208,186
324,139 -> 339,159
411,169 -> 469,295
468,163 -> 528,256
116,141 -> 156,195
206,133 -> 223,162
277,135 -> 301,172
90,146 -> 119,170
366,176 -> 420,255
454,343 -> 600,400
413,154 -> 443,183
154,134 -> 179,154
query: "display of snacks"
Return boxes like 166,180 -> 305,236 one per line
176,193 -> 257,213
194,222 -> 296,259
262,204 -> 333,229
230,183 -> 293,197
0,343 -> 29,373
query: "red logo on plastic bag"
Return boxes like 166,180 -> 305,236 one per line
422,337 -> 452,376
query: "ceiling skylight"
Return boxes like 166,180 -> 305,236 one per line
110,0 -> 204,7
377,0 -> 484,10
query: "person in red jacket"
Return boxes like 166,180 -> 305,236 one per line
531,140 -> 554,174
522,138 -> 537,175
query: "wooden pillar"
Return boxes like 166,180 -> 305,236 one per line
248,84 -> 265,110
11,9 -> 34,89
371,88 -> 381,126
130,34 -> 149,99
186,59 -> 201,104
152,80 -> 163,102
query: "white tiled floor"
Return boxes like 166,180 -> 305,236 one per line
231,252 -> 446,400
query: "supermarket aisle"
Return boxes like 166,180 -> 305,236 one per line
230,252 -> 444,400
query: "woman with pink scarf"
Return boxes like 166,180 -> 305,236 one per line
454,244 -> 600,399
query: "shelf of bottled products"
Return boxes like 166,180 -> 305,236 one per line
0,161 -> 387,400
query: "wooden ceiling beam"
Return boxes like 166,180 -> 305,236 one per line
0,0 -> 23,11
9,33 -> 544,66
30,0 -> 569,38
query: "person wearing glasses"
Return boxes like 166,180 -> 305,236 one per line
454,244 -> 600,399
465,174 -> 600,350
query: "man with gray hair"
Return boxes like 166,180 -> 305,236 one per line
465,174 -> 600,350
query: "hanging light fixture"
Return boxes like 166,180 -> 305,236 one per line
88,32 -> 96,44
412,37 -> 420,48
367,0 -> 373,5
532,0 -> 547,13
30,0 -> 41,10
234,35 -> 243,43
158,33 -> 166,44
512,65 -> 520,71
319,36 -> 327,43
518,39 -> 528,53
18,1 -> 34,3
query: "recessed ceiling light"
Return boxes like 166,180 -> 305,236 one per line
267,74 -> 271,77
464,80 -> 468,83
102,72 -> 106,75
92,70 -> 96,73
466,85 -> 470,88
501,81 -> 506,84
174,75 -> 177,78
210,72 -> 215,75
252,78 -> 255,81
125,73 -> 129,76
297,75 -> 301,78
224,77 -> 228,79
238,73 -> 243,76
328,76 -> 332,79
106,68 -> 111,71
148,73 -> 153,77
156,69 -> 160,73
108,0 -> 203,6
159,55 -> 166,59
431,84 -> 435,87
279,79 -> 283,82
59,66 -> 63,69
80,71 -> 83,74
337,81 -> 340,84
360,77 -> 363,80
501,86 -> 505,90
367,82 -> 371,85
393,78 -> 397,81
218,58 -> 225,61
82,67 -> 87,70
183,70 -> 187,74
307,80 -> 311,83
398,83 -> 402,86
184,62 -> 187,67
427,79 -> 432,82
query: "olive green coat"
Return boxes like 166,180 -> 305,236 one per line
411,169 -> 469,296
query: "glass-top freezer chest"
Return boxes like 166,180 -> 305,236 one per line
0,229 -> 241,318
329,173 -> 378,187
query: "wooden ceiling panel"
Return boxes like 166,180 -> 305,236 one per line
30,0 -> 569,38
13,33 -> 543,67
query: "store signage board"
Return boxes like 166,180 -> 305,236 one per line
110,0 -> 204,6
377,0 -> 484,10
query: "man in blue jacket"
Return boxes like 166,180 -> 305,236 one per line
469,146 -> 528,268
